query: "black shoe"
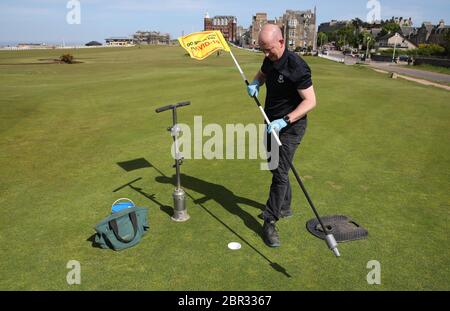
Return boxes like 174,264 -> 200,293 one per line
263,220 -> 280,247
281,209 -> 293,218
258,209 -> 293,220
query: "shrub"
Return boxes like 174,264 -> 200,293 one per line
60,54 -> 74,64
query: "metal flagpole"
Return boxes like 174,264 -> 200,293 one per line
392,33 -> 399,63
228,49 -> 340,257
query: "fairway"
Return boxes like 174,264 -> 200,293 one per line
0,45 -> 449,290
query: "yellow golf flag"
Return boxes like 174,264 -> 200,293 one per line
178,30 -> 231,60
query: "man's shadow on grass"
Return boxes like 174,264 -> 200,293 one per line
152,173 -> 290,278
108,158 -> 291,278
155,174 -> 265,236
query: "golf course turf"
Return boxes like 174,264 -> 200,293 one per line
0,45 -> 449,290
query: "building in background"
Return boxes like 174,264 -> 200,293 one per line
250,13 -> 268,48
381,19 -> 449,47
278,8 -> 317,51
427,20 -> 450,46
85,41 -> 102,47
133,31 -> 170,45
393,17 -> 413,27
105,37 -> 134,46
204,13 -> 237,42
245,8 -> 317,51
17,43 -> 47,49
236,26 -> 250,47
318,20 -> 351,33
375,32 -> 417,51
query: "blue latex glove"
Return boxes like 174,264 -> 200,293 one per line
267,119 -> 288,134
247,80 -> 260,97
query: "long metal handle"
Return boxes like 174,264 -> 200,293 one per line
228,49 -> 340,257
155,101 -> 190,190
229,50 -> 282,146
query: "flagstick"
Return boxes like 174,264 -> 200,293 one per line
228,49 -> 340,257
229,50 -> 282,147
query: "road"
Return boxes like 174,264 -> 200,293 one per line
369,62 -> 450,84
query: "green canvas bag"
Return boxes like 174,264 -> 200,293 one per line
94,206 -> 149,251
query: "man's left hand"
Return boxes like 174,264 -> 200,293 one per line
267,119 -> 288,134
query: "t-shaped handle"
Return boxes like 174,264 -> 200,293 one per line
155,101 -> 191,113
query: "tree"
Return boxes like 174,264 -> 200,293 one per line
359,32 -> 374,49
360,32 -> 375,58
380,22 -> 401,37
417,44 -> 445,56
403,44 -> 446,57
444,31 -> 450,56
352,18 -> 365,29
336,26 -> 358,49
317,32 -> 328,48
327,31 -> 338,43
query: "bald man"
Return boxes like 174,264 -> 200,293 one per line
247,24 -> 317,247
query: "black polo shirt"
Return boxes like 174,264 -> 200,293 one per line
261,48 -> 313,123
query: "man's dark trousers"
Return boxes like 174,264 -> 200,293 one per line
263,119 -> 307,222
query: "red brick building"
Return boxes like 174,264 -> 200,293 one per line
204,13 -> 237,42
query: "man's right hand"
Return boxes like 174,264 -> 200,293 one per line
247,80 -> 260,97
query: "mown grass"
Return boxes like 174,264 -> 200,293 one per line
410,63 -> 450,75
0,45 -> 449,290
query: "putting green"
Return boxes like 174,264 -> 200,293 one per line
0,45 -> 449,290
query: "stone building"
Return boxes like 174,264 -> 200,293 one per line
248,8 -> 317,51
375,32 -> 417,50
392,17 -> 413,27
405,20 -> 450,46
412,22 -> 434,45
105,37 -> 134,46
133,31 -> 170,45
236,26 -> 250,47
278,8 -> 317,51
250,13 -> 268,48
318,20 -> 350,34
427,20 -> 450,46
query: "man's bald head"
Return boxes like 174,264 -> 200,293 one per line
258,24 -> 283,45
258,24 -> 285,61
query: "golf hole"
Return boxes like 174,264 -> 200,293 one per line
228,242 -> 241,250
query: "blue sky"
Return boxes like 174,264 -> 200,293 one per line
0,0 -> 449,45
